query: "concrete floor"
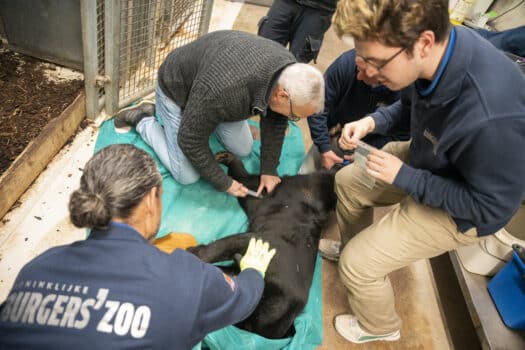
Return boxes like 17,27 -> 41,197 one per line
0,1 -> 455,349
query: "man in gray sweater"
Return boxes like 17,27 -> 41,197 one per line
115,30 -> 324,197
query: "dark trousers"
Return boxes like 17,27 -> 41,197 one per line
258,0 -> 333,63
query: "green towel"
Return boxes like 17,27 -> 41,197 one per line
94,118 -> 323,350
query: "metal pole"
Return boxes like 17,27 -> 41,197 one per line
80,0 -> 100,119
146,0 -> 156,70
199,0 -> 214,37
104,0 -> 121,116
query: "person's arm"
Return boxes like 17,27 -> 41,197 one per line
259,109 -> 288,176
178,97 -> 234,192
183,255 -> 263,345
395,120 -> 525,235
370,90 -> 411,135
189,238 -> 275,342
307,113 -> 331,153
309,51 -> 355,153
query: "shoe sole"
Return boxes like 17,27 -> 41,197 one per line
318,240 -> 341,262
351,332 -> 400,343
116,99 -> 155,114
319,252 -> 339,262
333,315 -> 400,344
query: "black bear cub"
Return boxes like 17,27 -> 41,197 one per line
188,152 -> 337,339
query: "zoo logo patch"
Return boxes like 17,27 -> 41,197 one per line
222,273 -> 236,291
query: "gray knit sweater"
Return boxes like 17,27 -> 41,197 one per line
157,30 -> 296,191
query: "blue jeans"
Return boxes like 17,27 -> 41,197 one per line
136,84 -> 253,184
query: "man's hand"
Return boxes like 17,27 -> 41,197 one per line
366,148 -> 403,185
257,175 -> 281,195
339,116 -> 375,151
321,150 -> 344,169
226,179 -> 249,197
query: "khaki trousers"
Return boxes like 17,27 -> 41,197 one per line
335,141 -> 481,334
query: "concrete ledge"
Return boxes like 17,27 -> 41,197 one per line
0,92 -> 86,220
449,251 -> 525,349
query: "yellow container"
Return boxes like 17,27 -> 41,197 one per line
450,0 -> 476,25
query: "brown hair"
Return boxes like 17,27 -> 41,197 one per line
69,144 -> 162,229
333,0 -> 451,52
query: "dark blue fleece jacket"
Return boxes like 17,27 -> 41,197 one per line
372,26 -> 525,236
307,50 -> 405,153
0,223 -> 263,349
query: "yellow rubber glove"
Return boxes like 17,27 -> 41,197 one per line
240,238 -> 277,277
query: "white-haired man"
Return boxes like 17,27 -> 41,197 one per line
115,30 -> 324,197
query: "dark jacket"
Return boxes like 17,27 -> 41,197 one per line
307,50 -> 402,153
472,25 -> 525,57
296,0 -> 338,12
158,30 -> 296,191
373,26 -> 525,236
0,222 -> 263,349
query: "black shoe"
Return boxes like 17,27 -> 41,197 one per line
113,100 -> 155,128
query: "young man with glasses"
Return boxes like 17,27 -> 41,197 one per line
328,0 -> 525,344
300,48 -> 410,176
305,25 -> 523,176
113,30 -> 324,198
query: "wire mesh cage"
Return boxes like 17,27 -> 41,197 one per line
118,0 -> 207,107
82,0 -> 212,119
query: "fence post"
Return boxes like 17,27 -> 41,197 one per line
199,0 -> 214,37
104,0 -> 121,116
80,0 -> 100,119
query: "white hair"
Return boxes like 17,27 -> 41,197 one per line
277,63 -> 325,113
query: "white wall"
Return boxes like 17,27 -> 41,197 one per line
489,0 -> 525,30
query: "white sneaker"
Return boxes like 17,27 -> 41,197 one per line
334,314 -> 400,344
318,238 -> 341,261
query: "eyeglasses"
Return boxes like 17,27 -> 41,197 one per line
355,47 -> 405,72
284,88 -> 300,122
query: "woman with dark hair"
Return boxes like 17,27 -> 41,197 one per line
0,144 -> 275,349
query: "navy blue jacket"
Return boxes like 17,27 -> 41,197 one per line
0,223 -> 263,349
307,50 -> 405,153
473,25 -> 525,57
372,26 -> 525,236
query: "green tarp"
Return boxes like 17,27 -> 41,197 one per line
94,118 -> 322,350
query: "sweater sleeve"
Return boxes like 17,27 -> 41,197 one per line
191,262 -> 264,342
307,112 -> 331,153
178,93 -> 234,192
260,109 -> 288,175
394,119 -> 525,236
